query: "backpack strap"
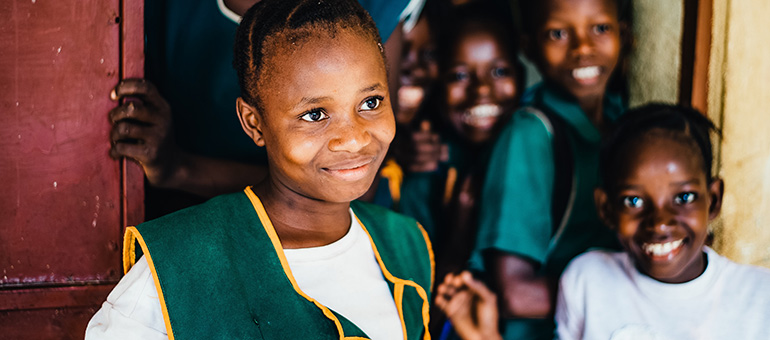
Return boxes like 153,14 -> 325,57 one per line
519,107 -> 576,244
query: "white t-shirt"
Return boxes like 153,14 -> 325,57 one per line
555,247 -> 770,340
86,209 -> 403,340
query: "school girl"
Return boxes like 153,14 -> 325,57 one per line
86,1 -> 433,339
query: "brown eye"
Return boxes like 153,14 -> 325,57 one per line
300,109 -> 328,122
593,24 -> 611,34
359,96 -> 382,111
548,29 -> 567,40
491,66 -> 510,78
674,192 -> 697,205
622,196 -> 644,209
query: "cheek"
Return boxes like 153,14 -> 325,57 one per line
539,43 -> 566,73
446,83 -> 467,107
494,79 -> 517,101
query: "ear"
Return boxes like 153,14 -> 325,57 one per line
707,178 -> 725,220
237,97 -> 266,147
594,187 -> 615,230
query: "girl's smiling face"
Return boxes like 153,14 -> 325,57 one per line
445,28 -> 518,144
596,132 -> 723,283
238,29 -> 394,203
533,0 -> 622,101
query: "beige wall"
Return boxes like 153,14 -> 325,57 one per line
709,0 -> 770,268
627,0 -> 683,107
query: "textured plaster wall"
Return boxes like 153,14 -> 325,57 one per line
627,0 -> 683,107
709,0 -> 770,268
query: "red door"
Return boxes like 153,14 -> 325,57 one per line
0,0 -> 144,338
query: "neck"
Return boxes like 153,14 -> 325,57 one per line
578,94 -> 605,130
253,176 -> 352,249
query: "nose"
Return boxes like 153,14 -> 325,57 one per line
570,29 -> 594,57
645,204 -> 677,233
328,115 -> 372,153
470,74 -> 492,101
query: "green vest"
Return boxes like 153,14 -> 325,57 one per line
123,187 -> 434,340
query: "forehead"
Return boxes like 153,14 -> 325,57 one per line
540,0 -> 618,23
452,27 -> 510,59
257,28 -> 386,106
615,132 -> 706,183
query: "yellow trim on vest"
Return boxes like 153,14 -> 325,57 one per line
123,227 -> 176,340
443,167 -> 457,205
416,222 -> 436,294
122,229 -> 137,275
355,215 -> 433,340
244,187 -> 365,340
380,158 -> 403,204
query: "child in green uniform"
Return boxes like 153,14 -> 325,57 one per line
399,1 -> 522,267
465,0 -> 631,338
86,1 -> 433,339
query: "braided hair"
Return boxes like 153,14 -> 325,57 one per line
233,0 -> 383,112
599,103 -> 721,192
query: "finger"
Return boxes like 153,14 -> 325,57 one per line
461,271 -> 496,301
110,141 -> 152,164
111,79 -> 168,110
108,101 -> 159,124
420,120 -> 431,132
111,120 -> 155,143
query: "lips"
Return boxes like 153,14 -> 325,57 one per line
322,157 -> 376,182
642,239 -> 684,259
461,104 -> 502,130
571,66 -> 601,85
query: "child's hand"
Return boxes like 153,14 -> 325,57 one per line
409,120 -> 448,173
108,79 -> 180,187
435,271 -> 502,340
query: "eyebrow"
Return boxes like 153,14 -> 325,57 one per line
359,83 -> 383,93
615,178 -> 702,191
294,83 -> 384,109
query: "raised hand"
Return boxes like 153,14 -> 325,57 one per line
108,78 -> 180,187
435,271 -> 502,340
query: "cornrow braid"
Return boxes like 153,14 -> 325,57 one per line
599,103 -> 721,191
233,0 -> 382,112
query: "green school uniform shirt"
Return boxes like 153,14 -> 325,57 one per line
473,82 -> 623,340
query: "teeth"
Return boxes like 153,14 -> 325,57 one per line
572,66 -> 600,80
462,104 -> 502,128
642,239 -> 684,257
467,104 -> 501,118
398,86 -> 425,109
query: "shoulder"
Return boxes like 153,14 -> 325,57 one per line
351,200 -> 433,285
351,200 -> 429,248
710,248 -> 770,288
562,249 -> 627,284
137,191 -> 251,235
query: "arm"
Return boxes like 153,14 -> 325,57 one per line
435,271 -> 502,340
488,251 -> 556,319
85,257 -> 169,340
108,79 -> 267,198
474,111 -> 557,319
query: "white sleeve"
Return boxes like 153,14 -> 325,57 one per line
85,256 -> 169,340
554,262 -> 584,340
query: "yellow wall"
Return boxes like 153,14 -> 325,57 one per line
709,0 -> 770,268
627,0 -> 683,107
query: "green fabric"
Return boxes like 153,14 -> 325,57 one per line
130,190 -> 432,339
473,82 -> 623,340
